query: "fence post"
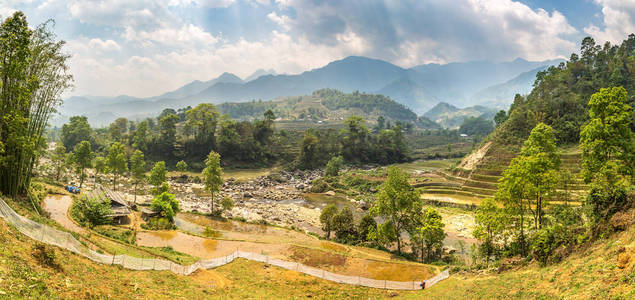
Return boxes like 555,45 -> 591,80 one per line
322,270 -> 325,278
111,253 -> 115,265
296,262 -> 299,271
384,280 -> 386,289
153,258 -> 156,270
40,225 -> 45,242
122,255 -> 126,268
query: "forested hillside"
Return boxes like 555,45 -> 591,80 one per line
491,35 -> 635,147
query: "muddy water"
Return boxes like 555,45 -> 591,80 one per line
136,230 -> 289,259
42,195 -> 86,234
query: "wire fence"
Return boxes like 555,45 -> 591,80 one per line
0,198 -> 449,290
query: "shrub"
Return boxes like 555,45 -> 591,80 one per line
32,243 -> 58,269
325,156 -> 344,177
151,192 -> 180,221
309,178 -> 329,193
142,217 -> 174,230
70,194 -> 113,227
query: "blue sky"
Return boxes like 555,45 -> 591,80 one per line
1,0 -> 633,97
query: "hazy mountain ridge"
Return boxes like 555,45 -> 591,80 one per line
57,56 -> 560,127
423,102 -> 497,129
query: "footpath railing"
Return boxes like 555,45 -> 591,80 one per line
0,198 -> 449,290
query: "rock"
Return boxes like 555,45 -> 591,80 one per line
325,191 -> 336,196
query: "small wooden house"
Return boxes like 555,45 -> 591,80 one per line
89,185 -> 132,224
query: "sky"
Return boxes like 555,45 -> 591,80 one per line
0,0 -> 634,98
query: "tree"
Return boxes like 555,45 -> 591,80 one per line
149,161 -> 168,195
357,214 -> 377,243
151,191 -> 180,221
580,87 -> 633,182
106,142 -> 127,191
61,116 -> 92,151
372,166 -> 422,253
325,156 -> 344,177
94,156 -> 106,185
519,123 -> 561,229
73,141 -> 93,188
333,206 -> 357,243
72,195 -> 113,227
176,160 -> 188,173
185,103 -> 220,145
159,113 -> 179,147
580,87 -> 633,226
494,110 -> 508,127
0,12 -> 73,197
459,116 -> 494,137
220,196 -> 234,212
341,116 -> 370,163
51,143 -> 66,181
298,131 -> 320,169
132,120 -> 149,151
412,208 -> 446,262
320,204 -> 338,239
473,198 -> 506,263
130,150 -> 146,204
108,117 -> 128,142
202,150 -> 223,214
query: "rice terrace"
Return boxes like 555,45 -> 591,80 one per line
0,1 -> 633,299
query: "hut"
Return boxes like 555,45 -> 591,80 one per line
90,185 -> 132,224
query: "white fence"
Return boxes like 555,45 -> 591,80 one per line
0,198 -> 449,290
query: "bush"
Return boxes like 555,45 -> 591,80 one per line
32,243 -> 58,269
70,194 -> 113,227
309,178 -> 329,193
325,156 -> 344,177
151,192 -> 180,221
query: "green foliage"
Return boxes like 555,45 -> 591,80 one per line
185,103 -> 220,145
319,204 -> 338,239
0,12 -> 73,197
580,87 -> 633,231
493,35 -> 635,145
371,166 -> 421,253
32,243 -> 58,269
51,142 -> 66,181
73,141 -> 93,188
150,192 -> 180,221
494,110 -> 508,127
176,160 -> 188,172
357,214 -> 377,243
142,217 -> 175,230
221,196 -> 234,212
473,198 -> 506,262
130,150 -> 146,203
149,161 -> 167,189
62,116 -> 92,151
332,206 -> 357,243
459,116 -> 494,137
325,156 -> 344,177
315,89 -> 417,122
106,142 -> 127,191
580,87 -> 633,182
412,208 -> 446,262
71,194 -> 113,227
93,156 -> 107,184
202,150 -> 223,213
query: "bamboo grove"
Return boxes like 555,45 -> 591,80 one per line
0,12 -> 73,197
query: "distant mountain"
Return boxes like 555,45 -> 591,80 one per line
244,68 -> 277,82
58,56 -> 561,127
151,72 -> 243,100
471,66 -> 549,108
423,102 -> 497,129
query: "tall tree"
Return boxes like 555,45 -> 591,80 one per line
473,198 -> 506,263
320,204 -> 338,239
132,120 -> 149,151
412,208 -> 446,262
372,166 -> 421,254
0,12 -> 73,196
341,116 -> 369,163
73,141 -> 93,188
159,113 -> 179,147
106,142 -> 127,191
149,161 -> 168,195
93,156 -> 106,185
580,87 -> 633,225
61,116 -> 92,151
202,150 -> 223,214
130,150 -> 146,204
51,142 -> 66,182
185,103 -> 220,145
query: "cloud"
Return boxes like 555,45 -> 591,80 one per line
88,38 -> 122,52
584,0 -> 635,44
267,11 -> 291,30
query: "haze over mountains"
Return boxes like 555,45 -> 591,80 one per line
57,56 -> 562,127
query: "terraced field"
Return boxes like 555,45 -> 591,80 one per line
418,145 -> 589,207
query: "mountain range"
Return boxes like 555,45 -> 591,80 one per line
55,56 -> 562,127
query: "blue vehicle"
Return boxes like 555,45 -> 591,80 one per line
65,185 -> 81,194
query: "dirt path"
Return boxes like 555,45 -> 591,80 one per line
42,195 -> 86,234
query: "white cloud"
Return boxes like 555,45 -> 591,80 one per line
267,11 -> 291,30
124,24 -> 218,47
584,0 -> 635,44
88,38 -> 122,52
